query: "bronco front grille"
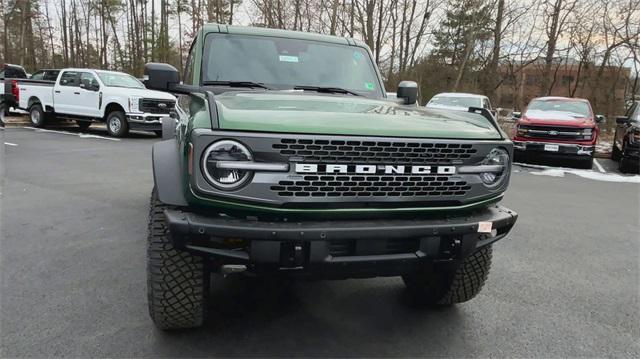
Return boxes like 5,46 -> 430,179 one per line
270,174 -> 470,198
273,139 -> 478,164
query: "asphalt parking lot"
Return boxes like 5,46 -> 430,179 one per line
1,126 -> 639,358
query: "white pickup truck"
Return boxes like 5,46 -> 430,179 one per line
15,68 -> 176,137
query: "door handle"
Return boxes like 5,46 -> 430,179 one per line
74,92 -> 80,95
54,90 -> 61,93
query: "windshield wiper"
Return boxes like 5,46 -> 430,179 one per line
293,85 -> 362,97
202,81 -> 272,90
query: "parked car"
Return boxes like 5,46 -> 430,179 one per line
14,68 -> 176,137
0,63 -> 28,124
612,100 -> 640,173
512,96 -> 604,169
426,92 -> 494,114
143,24 -> 517,330
30,69 -> 60,81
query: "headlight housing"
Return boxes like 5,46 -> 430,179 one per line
516,125 -> 528,137
128,96 -> 143,113
202,140 -> 253,190
479,148 -> 510,187
581,128 -> 594,140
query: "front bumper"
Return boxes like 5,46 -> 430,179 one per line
513,140 -> 594,157
164,205 -> 517,277
126,113 -> 170,131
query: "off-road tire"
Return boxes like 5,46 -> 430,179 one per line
29,103 -> 46,128
611,143 -> 622,161
147,189 -> 207,330
106,111 -> 129,137
76,120 -> 91,131
403,246 -> 493,305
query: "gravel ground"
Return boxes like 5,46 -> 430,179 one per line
1,126 -> 639,358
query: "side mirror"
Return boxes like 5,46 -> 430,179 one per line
144,62 -> 180,91
397,81 -> 418,105
511,111 -> 521,121
596,114 -> 605,123
616,116 -> 629,124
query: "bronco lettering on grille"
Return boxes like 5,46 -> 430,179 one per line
295,163 -> 456,174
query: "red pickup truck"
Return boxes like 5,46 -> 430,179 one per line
512,96 -> 604,168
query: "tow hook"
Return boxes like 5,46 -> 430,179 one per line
220,264 -> 247,275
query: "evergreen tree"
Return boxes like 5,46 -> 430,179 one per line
432,0 -> 492,68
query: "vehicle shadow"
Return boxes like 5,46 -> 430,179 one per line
40,123 -> 157,139
514,154 -> 593,170
149,275 -> 473,358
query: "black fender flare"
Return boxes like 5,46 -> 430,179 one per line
152,139 -> 188,206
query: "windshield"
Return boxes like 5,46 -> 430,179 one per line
527,99 -> 591,117
202,34 -> 384,98
97,72 -> 145,89
427,96 -> 481,108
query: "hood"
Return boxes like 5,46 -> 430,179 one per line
425,104 -> 470,112
126,88 -> 177,101
522,109 -> 595,127
213,91 -> 502,140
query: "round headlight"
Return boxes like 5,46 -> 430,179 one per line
202,140 -> 253,190
480,148 -> 509,186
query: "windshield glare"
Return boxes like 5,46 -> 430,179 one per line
97,72 -> 145,89
203,34 -> 383,97
428,96 -> 481,108
527,100 -> 591,117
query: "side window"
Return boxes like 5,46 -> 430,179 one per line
59,71 -> 80,86
631,103 -> 640,122
31,72 -> 44,80
79,72 -> 97,88
483,99 -> 491,110
184,37 -> 197,85
44,71 -> 59,81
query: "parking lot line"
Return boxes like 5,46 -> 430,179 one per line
593,159 -> 606,173
4,142 -> 18,146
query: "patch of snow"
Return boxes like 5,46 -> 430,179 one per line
595,141 -> 612,154
515,162 -> 640,183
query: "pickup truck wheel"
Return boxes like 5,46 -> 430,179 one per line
147,189 -> 207,330
619,155 -> 636,174
403,246 -> 492,305
612,143 -> 622,161
579,156 -> 594,170
0,103 -> 6,126
29,104 -> 46,128
76,120 -> 91,131
106,111 -> 129,137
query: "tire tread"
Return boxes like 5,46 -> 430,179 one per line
147,190 -> 205,330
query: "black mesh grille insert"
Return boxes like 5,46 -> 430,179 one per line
270,174 -> 470,198
272,139 -> 478,164
328,238 -> 420,257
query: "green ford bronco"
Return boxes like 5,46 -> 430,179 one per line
144,24 -> 518,330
